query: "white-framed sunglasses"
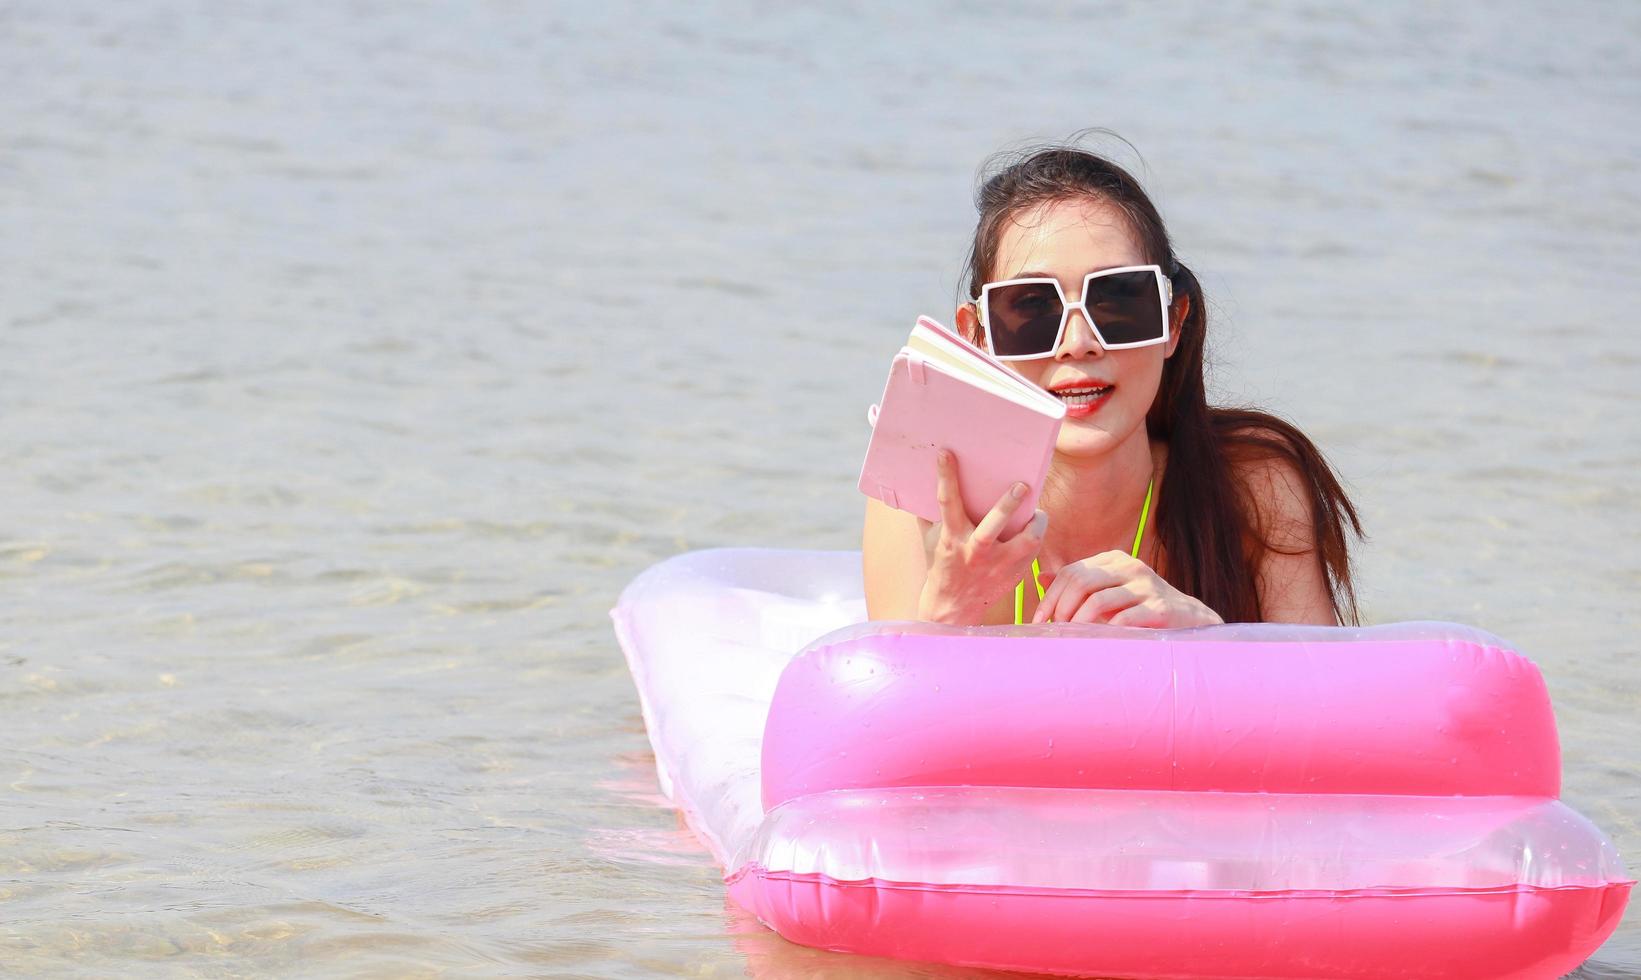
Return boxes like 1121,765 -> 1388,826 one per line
976,264 -> 1174,360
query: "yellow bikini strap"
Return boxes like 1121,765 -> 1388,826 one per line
1131,476 -> 1154,559
1014,556 -> 1047,625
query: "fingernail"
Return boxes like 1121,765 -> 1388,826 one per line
1011,482 -> 1026,499
938,450 -> 951,464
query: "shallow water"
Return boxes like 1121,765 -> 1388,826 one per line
3,0 -> 1639,976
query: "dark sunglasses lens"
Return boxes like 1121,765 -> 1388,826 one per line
1084,271 -> 1166,345
986,283 -> 1064,356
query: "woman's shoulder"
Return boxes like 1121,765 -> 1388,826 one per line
1147,423 -> 1336,625
1210,415 -> 1356,625
1216,419 -> 1323,555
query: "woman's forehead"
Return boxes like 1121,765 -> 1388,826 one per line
993,199 -> 1143,279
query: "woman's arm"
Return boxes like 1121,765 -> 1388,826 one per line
862,496 -> 928,621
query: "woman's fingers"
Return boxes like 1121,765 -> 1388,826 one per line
973,481 -> 1031,543
933,450 -> 973,535
1032,570 -> 1068,624
1033,561 -> 1121,624
1024,508 -> 1049,544
1071,586 -> 1140,624
1020,551 -> 1214,629
1108,603 -> 1166,628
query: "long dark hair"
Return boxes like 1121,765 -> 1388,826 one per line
961,140 -> 1363,625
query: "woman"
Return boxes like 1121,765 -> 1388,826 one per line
863,144 -> 1362,627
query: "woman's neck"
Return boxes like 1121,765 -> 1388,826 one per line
1037,431 -> 1159,567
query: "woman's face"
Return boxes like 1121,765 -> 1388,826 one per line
955,197 -> 1181,460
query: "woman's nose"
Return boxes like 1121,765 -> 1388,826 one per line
1055,305 -> 1105,360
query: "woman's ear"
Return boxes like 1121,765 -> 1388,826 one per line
954,302 -> 983,347
1164,293 -> 1189,359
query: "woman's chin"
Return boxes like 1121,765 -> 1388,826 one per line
1054,427 -> 1121,458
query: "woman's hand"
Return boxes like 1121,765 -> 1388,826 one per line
1031,551 -> 1223,628
917,450 -> 1047,625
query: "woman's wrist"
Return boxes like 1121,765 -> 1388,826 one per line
1189,597 -> 1225,627
917,581 -> 985,626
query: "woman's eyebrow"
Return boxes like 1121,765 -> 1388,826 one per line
1006,264 -> 1130,281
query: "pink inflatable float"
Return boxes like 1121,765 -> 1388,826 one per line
612,548 -> 1632,979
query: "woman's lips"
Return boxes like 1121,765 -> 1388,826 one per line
1050,383 -> 1113,418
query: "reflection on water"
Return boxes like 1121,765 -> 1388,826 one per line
3,0 -> 1638,975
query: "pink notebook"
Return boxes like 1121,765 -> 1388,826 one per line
858,316 -> 1064,537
